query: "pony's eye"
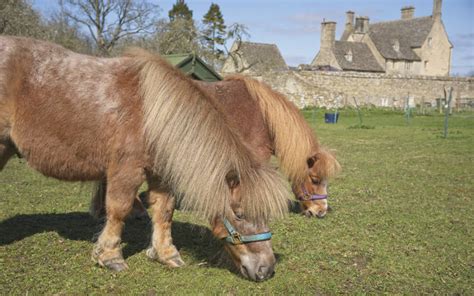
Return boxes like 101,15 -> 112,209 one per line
235,211 -> 244,220
311,178 -> 321,185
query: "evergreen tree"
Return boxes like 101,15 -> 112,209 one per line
168,0 -> 193,22
202,3 -> 226,61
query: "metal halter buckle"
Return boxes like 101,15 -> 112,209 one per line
231,232 -> 243,245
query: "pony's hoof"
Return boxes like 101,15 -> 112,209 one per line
165,255 -> 185,268
146,247 -> 185,268
102,258 -> 129,272
146,247 -> 158,260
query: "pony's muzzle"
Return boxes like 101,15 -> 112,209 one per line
241,263 -> 275,282
240,253 -> 276,282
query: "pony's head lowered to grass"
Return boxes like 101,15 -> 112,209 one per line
226,76 -> 341,218
292,148 -> 341,218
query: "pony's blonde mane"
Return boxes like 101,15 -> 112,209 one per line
314,148 -> 341,179
127,49 -> 289,222
225,75 -> 319,185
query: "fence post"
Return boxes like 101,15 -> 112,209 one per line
405,93 -> 411,125
353,97 -> 363,127
443,87 -> 453,138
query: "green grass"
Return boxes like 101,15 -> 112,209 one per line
1,109 -> 473,294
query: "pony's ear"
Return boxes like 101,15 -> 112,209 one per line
307,154 -> 318,168
225,170 -> 240,189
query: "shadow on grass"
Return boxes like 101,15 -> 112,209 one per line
0,212 -> 285,279
0,212 -> 241,272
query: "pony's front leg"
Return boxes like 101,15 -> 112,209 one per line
92,166 -> 144,271
145,180 -> 185,267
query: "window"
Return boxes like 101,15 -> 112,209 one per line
387,60 -> 393,69
405,62 -> 411,71
392,40 -> 400,52
344,50 -> 353,62
424,60 -> 429,69
428,37 -> 433,47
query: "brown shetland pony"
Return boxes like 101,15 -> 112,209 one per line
196,76 -> 341,218
0,36 -> 290,281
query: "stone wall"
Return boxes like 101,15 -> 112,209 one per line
245,70 -> 474,109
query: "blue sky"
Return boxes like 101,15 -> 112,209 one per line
33,0 -> 474,75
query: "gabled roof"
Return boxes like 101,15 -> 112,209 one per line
333,41 -> 384,72
164,54 -> 222,82
231,41 -> 288,73
368,16 -> 434,61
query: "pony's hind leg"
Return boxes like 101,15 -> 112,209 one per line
92,165 -> 145,271
145,178 -> 185,267
90,179 -> 149,220
90,180 -> 107,220
0,140 -> 16,170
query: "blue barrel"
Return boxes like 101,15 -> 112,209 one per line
324,113 -> 339,123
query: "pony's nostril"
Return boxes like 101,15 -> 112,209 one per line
240,265 -> 250,279
316,211 -> 326,218
256,266 -> 269,282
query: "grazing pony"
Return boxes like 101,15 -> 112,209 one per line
0,37 -> 289,281
196,76 -> 341,218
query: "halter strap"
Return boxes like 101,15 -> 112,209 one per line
298,185 -> 328,201
222,218 -> 272,245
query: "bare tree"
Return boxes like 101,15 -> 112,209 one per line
44,9 -> 93,54
61,0 -> 159,55
223,23 -> 257,73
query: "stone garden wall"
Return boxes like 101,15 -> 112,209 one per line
245,70 -> 474,109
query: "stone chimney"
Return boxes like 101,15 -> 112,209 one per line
345,11 -> 355,30
433,0 -> 442,21
355,16 -> 369,34
401,6 -> 415,20
320,21 -> 336,50
311,21 -> 338,68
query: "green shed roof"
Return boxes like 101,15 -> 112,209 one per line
164,54 -> 222,82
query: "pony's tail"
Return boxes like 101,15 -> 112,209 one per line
225,75 -> 318,185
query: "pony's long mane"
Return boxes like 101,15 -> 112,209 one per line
127,49 -> 289,222
225,75 -> 319,185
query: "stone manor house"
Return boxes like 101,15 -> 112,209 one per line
311,0 -> 452,76
222,0 -> 452,77
220,0 -> 472,109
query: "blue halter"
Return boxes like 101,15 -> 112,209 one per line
222,218 -> 272,245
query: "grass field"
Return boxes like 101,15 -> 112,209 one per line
1,109 -> 473,295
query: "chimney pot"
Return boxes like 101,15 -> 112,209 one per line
401,6 -> 415,20
320,21 -> 336,49
433,0 -> 442,21
346,11 -> 355,26
355,16 -> 370,34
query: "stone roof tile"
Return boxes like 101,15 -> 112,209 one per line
368,16 -> 434,61
235,41 -> 288,72
333,41 -> 384,72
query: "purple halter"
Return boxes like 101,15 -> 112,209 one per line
297,185 -> 328,201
